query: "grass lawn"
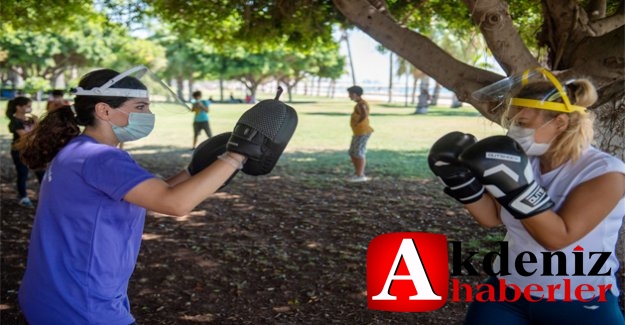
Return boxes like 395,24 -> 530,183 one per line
0,96 -> 517,324
1,95 -> 504,181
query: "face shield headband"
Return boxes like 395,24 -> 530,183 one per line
473,67 -> 586,114
510,68 -> 586,113
72,65 -> 150,98
71,65 -> 191,111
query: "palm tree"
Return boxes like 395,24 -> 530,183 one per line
340,29 -> 357,86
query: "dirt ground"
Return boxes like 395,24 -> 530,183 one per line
1,149 -> 507,324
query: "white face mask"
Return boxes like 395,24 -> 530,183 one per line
110,110 -> 155,142
506,120 -> 553,156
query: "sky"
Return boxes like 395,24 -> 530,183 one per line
337,29 -> 504,86
337,29 -> 390,85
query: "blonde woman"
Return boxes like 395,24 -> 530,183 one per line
429,70 -> 625,324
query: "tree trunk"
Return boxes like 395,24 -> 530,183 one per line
451,93 -> 463,108
175,76 -> 184,100
317,77 -> 321,96
387,52 -> 393,103
219,75 -> 224,102
285,84 -> 294,102
188,74 -> 194,101
403,73 -> 409,107
411,77 -> 418,104
415,77 -> 430,114
431,83 -> 441,106
343,29 -> 357,86
594,82 -> 625,160
593,83 -> 625,310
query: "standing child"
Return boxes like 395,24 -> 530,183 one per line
191,90 -> 212,149
347,85 -> 374,182
6,96 -> 45,207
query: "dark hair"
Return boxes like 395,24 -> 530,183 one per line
51,89 -> 64,97
5,96 -> 31,119
192,91 -> 202,98
17,68 -> 147,170
347,85 -> 363,96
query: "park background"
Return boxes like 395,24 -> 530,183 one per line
2,0 -> 624,323
0,94 -> 509,324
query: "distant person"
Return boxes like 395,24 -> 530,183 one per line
191,90 -> 212,149
46,89 -> 70,113
229,93 -> 243,103
346,85 -> 373,182
6,96 -> 45,207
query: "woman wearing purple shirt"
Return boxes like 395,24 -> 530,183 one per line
16,68 -> 246,324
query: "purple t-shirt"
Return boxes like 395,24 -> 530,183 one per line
19,134 -> 155,324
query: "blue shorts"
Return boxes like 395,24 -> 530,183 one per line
349,134 -> 371,158
464,276 -> 625,325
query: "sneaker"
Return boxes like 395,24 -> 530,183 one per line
18,197 -> 34,208
347,175 -> 371,183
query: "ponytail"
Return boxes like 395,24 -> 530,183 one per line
5,99 -> 16,119
16,106 -> 80,170
565,78 -> 597,107
16,68 -> 147,170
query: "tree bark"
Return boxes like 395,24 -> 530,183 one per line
463,0 -> 539,74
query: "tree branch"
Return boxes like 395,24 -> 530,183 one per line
587,12 -> 625,36
333,0 -> 509,122
463,0 -> 539,75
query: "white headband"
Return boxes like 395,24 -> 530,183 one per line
72,65 -> 149,98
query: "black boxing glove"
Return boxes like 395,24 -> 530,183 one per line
459,135 -> 554,219
188,132 -> 238,188
227,99 -> 298,176
428,132 -> 484,204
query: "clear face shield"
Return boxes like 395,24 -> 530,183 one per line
472,67 -> 586,114
72,65 -> 193,149
72,65 -> 191,111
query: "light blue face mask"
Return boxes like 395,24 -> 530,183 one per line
111,110 -> 155,142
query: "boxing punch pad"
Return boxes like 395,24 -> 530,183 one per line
188,132 -> 238,188
227,88 -> 298,175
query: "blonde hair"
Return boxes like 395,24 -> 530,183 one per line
501,78 -> 597,166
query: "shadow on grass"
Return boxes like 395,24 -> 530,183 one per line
284,100 -> 319,104
0,133 -> 434,185
301,107 -> 482,118
281,149 -> 432,180
302,111 -> 419,117
123,146 -> 434,184
420,109 -> 482,117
